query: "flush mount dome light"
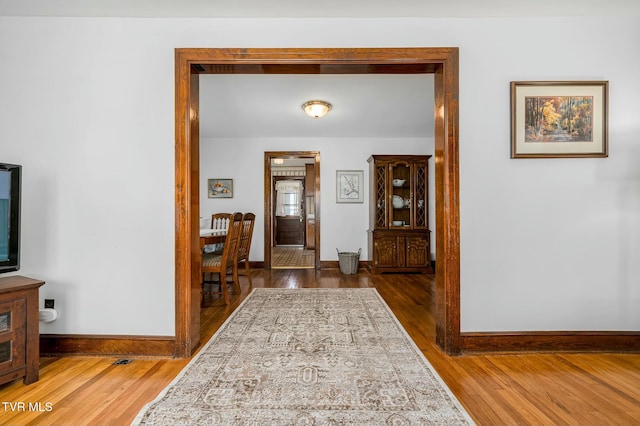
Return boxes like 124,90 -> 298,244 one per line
302,100 -> 332,118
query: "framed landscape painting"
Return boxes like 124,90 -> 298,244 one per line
511,81 -> 608,158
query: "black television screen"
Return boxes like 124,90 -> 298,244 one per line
0,163 -> 21,274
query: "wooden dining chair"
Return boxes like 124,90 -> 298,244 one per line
236,212 -> 256,288
202,212 -> 231,282
202,212 -> 243,305
208,212 -> 230,255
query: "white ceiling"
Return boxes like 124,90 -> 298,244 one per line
1,0 -> 639,18
200,74 -> 434,139
3,0 -> 637,139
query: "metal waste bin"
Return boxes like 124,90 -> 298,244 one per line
337,248 -> 361,274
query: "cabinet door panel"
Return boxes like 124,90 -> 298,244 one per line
373,237 -> 396,268
0,299 -> 26,371
373,165 -> 388,228
413,162 -> 428,229
405,236 -> 429,268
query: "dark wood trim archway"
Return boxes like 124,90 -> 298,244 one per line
174,47 -> 460,357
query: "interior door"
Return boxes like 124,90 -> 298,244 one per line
274,178 -> 305,245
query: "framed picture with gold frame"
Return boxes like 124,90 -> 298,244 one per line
511,81 -> 608,158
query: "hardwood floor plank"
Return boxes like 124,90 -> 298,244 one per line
1,269 -> 639,425
85,360 -> 188,426
559,353 -> 640,401
0,357 -> 109,424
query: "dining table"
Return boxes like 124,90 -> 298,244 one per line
199,228 -> 227,249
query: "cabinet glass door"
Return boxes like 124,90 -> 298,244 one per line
389,162 -> 412,228
413,163 -> 428,229
374,164 -> 388,228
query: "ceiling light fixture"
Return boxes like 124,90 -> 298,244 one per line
302,100 -> 332,119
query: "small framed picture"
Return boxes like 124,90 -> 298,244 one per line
511,81 -> 608,158
208,179 -> 233,198
336,170 -> 364,203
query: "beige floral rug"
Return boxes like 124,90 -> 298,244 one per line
132,288 -> 474,425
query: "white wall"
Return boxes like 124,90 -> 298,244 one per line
199,137 -> 433,262
0,16 -> 638,336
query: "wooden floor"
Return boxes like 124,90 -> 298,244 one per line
1,269 -> 640,425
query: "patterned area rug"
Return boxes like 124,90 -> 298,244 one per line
132,288 -> 475,425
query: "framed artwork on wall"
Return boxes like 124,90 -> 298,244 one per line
208,179 -> 233,198
511,81 -> 608,158
336,170 -> 364,203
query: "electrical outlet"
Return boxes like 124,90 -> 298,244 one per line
44,299 -> 55,309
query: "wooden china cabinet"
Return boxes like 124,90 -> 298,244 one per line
367,155 -> 433,274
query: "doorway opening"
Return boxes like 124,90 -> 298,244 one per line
174,47 -> 460,357
264,151 -> 320,270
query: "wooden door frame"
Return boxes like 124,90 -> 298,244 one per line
264,151 -> 320,269
174,47 -> 460,357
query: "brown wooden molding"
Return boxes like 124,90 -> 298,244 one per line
320,261 -> 338,269
175,47 -> 461,358
40,334 -> 176,358
320,260 -> 369,270
461,331 -> 640,353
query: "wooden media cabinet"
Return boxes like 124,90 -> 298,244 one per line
0,275 -> 45,386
